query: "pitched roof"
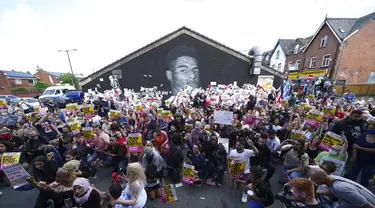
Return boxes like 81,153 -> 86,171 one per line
1,70 -> 36,78
48,71 -> 84,78
326,18 -> 358,40
347,11 -> 375,36
279,39 -> 296,53
286,36 -> 313,55
81,26 -> 284,85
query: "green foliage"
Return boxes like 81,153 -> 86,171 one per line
59,73 -> 78,87
34,81 -> 50,91
26,71 -> 31,74
11,87 -> 28,93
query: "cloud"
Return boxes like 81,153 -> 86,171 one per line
0,0 -> 374,76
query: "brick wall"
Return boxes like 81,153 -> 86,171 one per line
6,78 -> 37,88
285,51 -> 305,71
334,19 -> 375,84
0,72 -> 11,94
34,71 -> 58,85
303,23 -> 340,70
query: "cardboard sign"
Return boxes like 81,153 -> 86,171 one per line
227,157 -> 245,180
109,110 -> 120,118
321,156 -> 345,176
127,133 -> 142,152
82,105 -> 94,118
0,99 -> 7,108
66,103 -> 79,112
306,110 -> 324,127
135,104 -> 143,111
161,184 -> 178,203
282,99 -> 288,106
304,105 -> 315,112
323,106 -> 336,117
182,163 -> 195,184
26,113 -> 36,122
81,127 -> 94,143
214,110 -> 233,125
184,123 -> 193,131
291,130 -> 306,140
162,110 -> 172,119
308,94 -> 315,99
1,152 -> 21,169
218,138 -> 229,153
157,108 -> 163,114
34,106 -> 40,113
319,131 -> 344,151
69,122 -> 81,134
3,163 -> 31,189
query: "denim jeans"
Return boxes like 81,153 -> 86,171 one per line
87,150 -> 105,163
279,165 -> 305,184
102,156 -> 128,170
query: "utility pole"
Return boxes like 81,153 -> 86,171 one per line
57,49 -> 78,89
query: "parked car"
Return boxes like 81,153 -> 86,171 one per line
0,95 -> 21,105
40,95 -> 73,108
64,90 -> 84,104
21,97 -> 40,107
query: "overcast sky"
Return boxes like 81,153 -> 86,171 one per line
0,0 -> 374,76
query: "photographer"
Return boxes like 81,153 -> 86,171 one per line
309,167 -> 375,208
94,97 -> 109,117
287,178 -> 321,208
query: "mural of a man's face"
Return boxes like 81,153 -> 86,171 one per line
166,55 -> 200,95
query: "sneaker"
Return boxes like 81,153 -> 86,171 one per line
241,192 -> 247,203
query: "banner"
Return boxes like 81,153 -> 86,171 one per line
321,156 -> 345,176
66,103 -> 79,112
298,69 -> 326,79
69,122 -> 81,134
161,184 -> 178,203
81,127 -> 94,143
319,131 -> 344,151
323,106 -> 336,118
109,110 -> 120,118
1,152 -> 21,169
3,163 -> 31,189
228,157 -> 245,180
288,72 -> 299,80
281,80 -> 291,100
82,105 -> 94,118
182,163 -> 195,184
291,130 -> 306,140
0,99 -> 7,108
257,75 -> 274,92
214,110 -> 233,125
127,133 -> 142,152
306,110 -> 324,127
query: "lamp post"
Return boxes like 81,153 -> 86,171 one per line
57,49 -> 78,88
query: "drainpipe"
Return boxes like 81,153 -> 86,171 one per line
333,41 -> 346,95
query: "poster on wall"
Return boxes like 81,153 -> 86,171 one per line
257,75 -> 274,92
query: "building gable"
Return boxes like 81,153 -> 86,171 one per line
303,21 -> 342,52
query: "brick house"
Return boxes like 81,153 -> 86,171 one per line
285,11 -> 375,84
34,69 -> 84,85
0,70 -> 39,89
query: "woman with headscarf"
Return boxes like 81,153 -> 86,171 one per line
72,178 -> 101,208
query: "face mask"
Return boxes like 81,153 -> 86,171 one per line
367,129 -> 375,135
329,149 -> 338,156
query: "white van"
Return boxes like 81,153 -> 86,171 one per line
40,85 -> 76,99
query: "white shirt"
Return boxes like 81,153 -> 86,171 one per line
266,137 -> 280,152
92,115 -> 101,125
229,149 -> 254,174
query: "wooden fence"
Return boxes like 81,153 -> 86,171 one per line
334,84 -> 375,96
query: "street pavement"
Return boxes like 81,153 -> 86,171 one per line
0,165 -> 285,208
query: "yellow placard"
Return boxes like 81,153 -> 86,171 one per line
282,100 -> 288,105
162,184 -> 177,203
296,105 -> 301,110
66,103 -> 78,111
162,110 -> 172,119
323,106 -> 336,116
34,106 -> 40,113
136,104 -> 143,111
157,108 -> 163,114
26,113 -> 36,122
320,131 -> 344,151
308,94 -> 315,99
291,130 -> 306,140
82,127 -> 94,139
182,163 -> 195,184
82,105 -> 94,115
288,72 -> 299,80
299,69 -> 326,77
228,157 -> 245,180
127,133 -> 142,152
0,152 -> 21,168
185,124 -> 193,131
109,110 -> 120,118
0,99 -> 7,107
306,110 -> 324,122
69,122 -> 81,133
301,103 -> 307,108
304,105 -> 315,112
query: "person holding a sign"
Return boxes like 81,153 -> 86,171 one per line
87,125 -> 110,165
32,112 -> 61,142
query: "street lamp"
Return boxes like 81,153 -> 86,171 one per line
57,49 -> 78,89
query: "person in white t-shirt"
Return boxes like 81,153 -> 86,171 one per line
229,137 -> 259,204
266,129 -> 280,152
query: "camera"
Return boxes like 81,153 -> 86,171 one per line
275,184 -> 306,208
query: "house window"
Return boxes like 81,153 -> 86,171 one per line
272,64 -> 276,69
277,63 -> 282,71
276,50 -> 280,60
28,79 -> 35,85
321,54 -> 331,67
14,79 -> 22,85
295,60 -> 301,70
310,57 -> 317,68
288,61 -> 294,70
265,55 -> 269,61
320,35 -> 328,48
294,44 -> 299,54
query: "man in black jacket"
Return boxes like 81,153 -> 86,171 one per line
252,134 -> 275,183
168,113 -> 185,134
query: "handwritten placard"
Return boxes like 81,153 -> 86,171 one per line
3,163 -> 31,189
161,184 -> 178,203
228,157 -> 245,180
319,131 -> 344,151
214,110 -> 233,125
182,163 -> 195,184
127,133 -> 142,152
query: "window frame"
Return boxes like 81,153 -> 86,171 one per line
320,35 -> 328,48
295,60 -> 301,70
277,63 -> 282,71
294,44 -> 299,54
321,54 -> 331,67
310,57 -> 317,69
276,50 -> 280,60
288,61 -> 294,70
14,79 -> 22,85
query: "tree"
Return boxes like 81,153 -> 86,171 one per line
26,71 -> 31,74
59,73 -> 78,87
34,81 -> 50,91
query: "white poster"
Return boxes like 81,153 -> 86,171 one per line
3,163 -> 31,189
257,75 -> 274,92
218,138 -> 229,153
321,156 -> 345,176
214,110 -> 233,125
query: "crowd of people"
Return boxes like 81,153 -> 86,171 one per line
0,83 -> 375,208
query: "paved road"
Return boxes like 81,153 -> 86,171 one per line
0,165 -> 285,208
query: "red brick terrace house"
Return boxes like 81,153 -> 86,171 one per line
0,70 -> 40,96
34,69 -> 84,85
285,11 -> 375,84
